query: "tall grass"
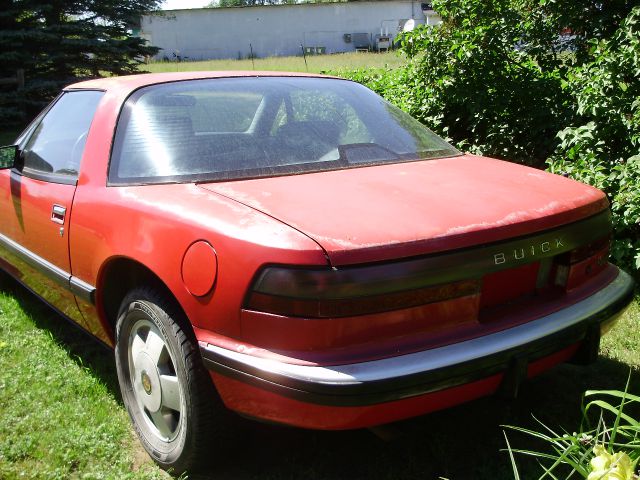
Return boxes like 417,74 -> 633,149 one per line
505,379 -> 640,479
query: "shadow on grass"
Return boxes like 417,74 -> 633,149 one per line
198,360 -> 639,480
2,272 -> 638,480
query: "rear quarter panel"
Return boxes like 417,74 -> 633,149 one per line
69,88 -> 327,345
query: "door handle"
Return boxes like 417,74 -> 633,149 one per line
51,204 -> 66,225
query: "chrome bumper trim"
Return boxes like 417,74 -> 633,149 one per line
201,268 -> 634,405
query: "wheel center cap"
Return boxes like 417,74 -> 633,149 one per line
134,352 -> 162,412
141,371 -> 152,395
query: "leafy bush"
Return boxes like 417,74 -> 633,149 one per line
336,0 -> 637,167
338,0 -> 578,166
547,6 -> 640,274
401,0 -> 579,166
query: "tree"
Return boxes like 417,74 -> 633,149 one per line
0,0 -> 162,123
532,0 -> 637,63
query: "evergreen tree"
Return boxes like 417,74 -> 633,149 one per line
0,0 -> 162,123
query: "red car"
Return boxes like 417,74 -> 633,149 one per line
0,72 -> 634,474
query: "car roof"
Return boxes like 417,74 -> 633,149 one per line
65,71 -> 338,93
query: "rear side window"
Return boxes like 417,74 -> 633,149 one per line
109,77 -> 459,185
21,90 -> 104,181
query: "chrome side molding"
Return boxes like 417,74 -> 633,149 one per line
0,231 -> 96,304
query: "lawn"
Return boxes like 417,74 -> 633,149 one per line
0,273 -> 168,479
1,264 -> 638,479
143,51 -> 406,74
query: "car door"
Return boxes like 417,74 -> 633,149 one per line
0,90 -> 103,326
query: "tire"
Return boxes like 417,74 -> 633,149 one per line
114,286 -> 218,474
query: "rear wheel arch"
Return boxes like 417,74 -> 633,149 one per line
97,257 -> 190,344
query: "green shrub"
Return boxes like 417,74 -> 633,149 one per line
330,67 -> 414,112
335,0 -> 636,168
547,6 -> 640,275
365,0 -> 576,166
408,2 -> 574,165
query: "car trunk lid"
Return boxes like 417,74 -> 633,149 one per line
199,155 -> 608,266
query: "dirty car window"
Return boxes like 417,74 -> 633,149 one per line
109,77 -> 460,185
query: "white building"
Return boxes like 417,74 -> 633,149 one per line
139,1 -> 440,60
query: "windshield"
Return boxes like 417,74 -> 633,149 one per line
109,77 -> 460,184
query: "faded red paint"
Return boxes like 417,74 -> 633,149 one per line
201,155 -> 607,265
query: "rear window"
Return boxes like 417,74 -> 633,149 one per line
109,77 -> 460,185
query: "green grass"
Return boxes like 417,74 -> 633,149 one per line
0,267 -> 638,479
143,51 -> 406,74
0,275 -> 168,479
601,301 -> 640,367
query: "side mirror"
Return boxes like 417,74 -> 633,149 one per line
0,145 -> 18,169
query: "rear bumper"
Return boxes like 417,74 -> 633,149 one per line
200,268 -> 634,421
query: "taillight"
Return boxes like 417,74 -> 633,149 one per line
566,235 -> 611,265
245,212 -> 612,318
244,265 -> 479,318
555,235 -> 610,289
